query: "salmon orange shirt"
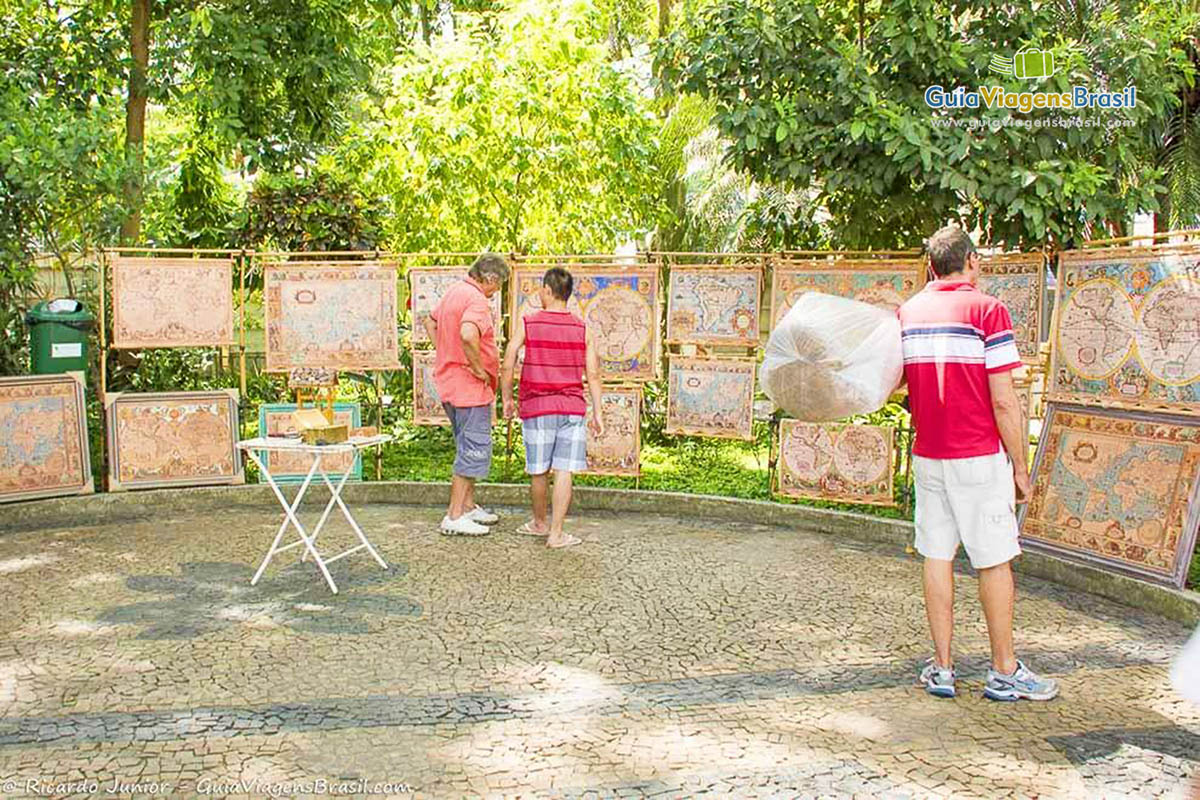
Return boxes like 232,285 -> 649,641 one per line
431,277 -> 498,408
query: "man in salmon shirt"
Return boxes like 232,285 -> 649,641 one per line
500,267 -> 604,548
899,224 -> 1057,702
423,253 -> 509,536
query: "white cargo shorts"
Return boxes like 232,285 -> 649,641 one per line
913,450 -> 1021,569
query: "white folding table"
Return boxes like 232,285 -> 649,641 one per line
238,435 -> 392,594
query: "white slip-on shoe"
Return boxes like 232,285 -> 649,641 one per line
440,514 -> 490,536
467,506 -> 500,525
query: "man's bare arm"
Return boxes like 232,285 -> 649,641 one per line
584,331 -> 604,435
501,318 -> 526,418
988,370 -> 1030,501
459,322 -> 489,384
422,315 -> 437,342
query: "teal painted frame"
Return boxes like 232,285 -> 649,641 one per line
257,402 -> 363,484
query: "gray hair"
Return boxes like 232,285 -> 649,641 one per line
468,252 -> 510,284
926,225 -> 977,277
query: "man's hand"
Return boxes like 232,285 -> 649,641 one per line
468,363 -> 488,384
588,412 -> 604,437
503,398 -> 516,420
1013,465 -> 1032,504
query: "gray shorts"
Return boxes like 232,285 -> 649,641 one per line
522,414 -> 588,474
443,403 -> 493,479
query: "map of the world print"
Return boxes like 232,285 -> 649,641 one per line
409,268 -> 503,346
583,387 -> 641,477
666,267 -> 761,346
776,420 -> 894,506
978,253 -> 1044,363
770,258 -> 924,330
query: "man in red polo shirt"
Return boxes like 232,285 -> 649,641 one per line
424,253 -> 509,536
899,225 -> 1058,702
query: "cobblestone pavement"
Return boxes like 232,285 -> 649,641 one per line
0,503 -> 1197,798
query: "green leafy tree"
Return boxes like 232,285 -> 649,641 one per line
664,0 -> 1197,248
241,172 -> 382,252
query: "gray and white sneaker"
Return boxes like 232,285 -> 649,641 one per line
440,514 -> 490,536
919,658 -> 956,698
984,659 -> 1059,702
466,506 -> 500,525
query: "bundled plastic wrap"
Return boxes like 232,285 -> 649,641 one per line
759,292 -> 904,421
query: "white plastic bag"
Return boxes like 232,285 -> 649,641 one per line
1171,625 -> 1200,705
759,292 -> 903,422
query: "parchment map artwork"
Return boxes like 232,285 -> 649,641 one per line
1051,249 -> 1200,413
666,357 -> 755,440
412,350 -> 449,426
770,259 -> 924,329
511,267 -> 660,381
777,421 -> 894,506
1021,404 -> 1200,588
584,387 -> 641,476
979,254 -> 1045,363
259,403 -> 362,482
264,264 -> 400,372
107,391 -> 242,491
111,256 -> 235,348
0,373 -> 92,503
409,268 -> 503,346
667,268 -> 761,345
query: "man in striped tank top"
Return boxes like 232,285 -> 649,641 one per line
501,267 -> 604,548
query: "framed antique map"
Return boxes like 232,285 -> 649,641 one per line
0,373 -> 92,503
666,357 -> 755,440
264,262 -> 400,372
776,420 -> 895,506
258,403 -> 363,483
409,267 -> 503,346
769,258 -> 925,330
1020,403 -> 1200,588
979,252 -> 1045,364
106,390 -> 242,491
583,386 -> 641,477
1049,246 -> 1200,415
511,266 -> 660,381
111,255 -> 235,349
412,349 -> 448,426
666,266 -> 761,346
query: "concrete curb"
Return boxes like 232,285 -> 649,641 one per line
2,482 -> 1197,626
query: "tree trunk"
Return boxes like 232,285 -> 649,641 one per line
120,0 -> 149,245
658,0 -> 671,38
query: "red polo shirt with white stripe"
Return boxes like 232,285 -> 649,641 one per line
898,280 -> 1022,459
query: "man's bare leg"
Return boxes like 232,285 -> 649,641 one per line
924,558 -> 955,668
547,470 -> 579,547
527,472 -> 550,533
448,475 -> 473,519
978,561 -> 1018,674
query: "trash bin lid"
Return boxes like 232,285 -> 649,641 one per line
27,299 -> 95,323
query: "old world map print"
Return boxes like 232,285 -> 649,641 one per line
583,387 -> 641,476
1050,248 -> 1200,414
107,391 -> 242,491
511,267 -> 660,381
0,373 -> 92,503
667,267 -> 761,345
259,403 -> 362,482
264,264 -> 400,372
412,350 -> 448,426
979,254 -> 1044,363
111,256 -> 235,348
776,420 -> 894,506
409,268 -> 503,346
666,357 -> 755,440
770,259 -> 924,329
1021,404 -> 1200,588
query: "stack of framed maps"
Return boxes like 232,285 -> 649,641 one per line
666,357 -> 756,440
264,262 -> 400,372
409,267 -> 503,346
769,257 -> 925,330
412,349 -> 448,426
1049,247 -> 1200,414
111,255 -> 235,349
258,402 -> 363,483
0,373 -> 92,503
1020,403 -> 1200,589
978,252 -> 1045,364
583,387 -> 642,476
510,265 -> 660,382
776,420 -> 895,506
666,265 -> 762,346
106,390 -> 243,491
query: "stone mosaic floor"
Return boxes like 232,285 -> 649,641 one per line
0,502 -> 1197,799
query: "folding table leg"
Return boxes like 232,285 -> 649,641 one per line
320,467 -> 389,570
249,452 -> 319,587
302,457 -> 345,563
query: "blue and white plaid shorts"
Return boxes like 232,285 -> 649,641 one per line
522,414 -> 588,474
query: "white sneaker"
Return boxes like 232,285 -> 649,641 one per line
440,514 -> 490,536
467,506 -> 499,525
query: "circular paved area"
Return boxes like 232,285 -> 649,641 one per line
0,501 -> 1197,799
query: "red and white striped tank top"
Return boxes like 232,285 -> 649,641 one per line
519,310 -> 587,419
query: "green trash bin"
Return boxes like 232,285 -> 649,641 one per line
26,300 -> 94,375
